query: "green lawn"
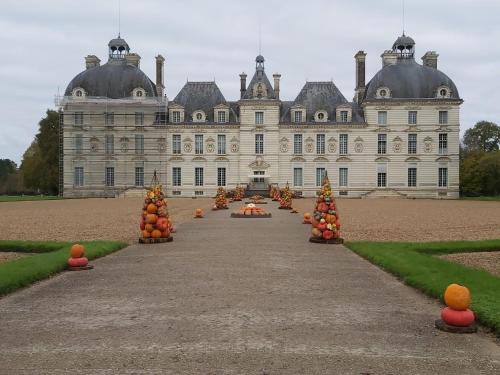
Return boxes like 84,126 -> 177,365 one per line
0,195 -> 62,202
345,240 -> 500,335
0,240 -> 127,296
461,196 -> 500,201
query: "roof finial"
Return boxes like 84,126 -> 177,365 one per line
402,0 -> 405,35
258,18 -> 262,55
118,0 -> 121,37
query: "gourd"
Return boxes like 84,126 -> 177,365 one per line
146,203 -> 158,214
322,230 -> 334,240
70,244 -> 85,258
68,257 -> 88,267
444,284 -> 471,311
311,228 -> 322,238
441,308 -> 475,327
142,230 -> 151,238
145,223 -> 154,233
151,229 -> 162,238
145,214 -> 158,224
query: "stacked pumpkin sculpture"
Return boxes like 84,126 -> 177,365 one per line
436,283 -> 477,333
271,186 -> 280,201
231,203 -> 272,218
309,174 -> 343,244
213,187 -> 228,210
278,183 -> 293,209
233,185 -> 245,201
67,243 -> 92,270
139,182 -> 173,243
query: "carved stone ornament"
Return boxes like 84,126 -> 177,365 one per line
207,143 -> 215,153
354,143 -> 363,153
280,143 -> 288,153
328,142 -> 337,153
184,143 -> 192,153
393,143 -> 401,153
424,137 -> 433,153
230,143 -> 239,153
306,143 -> 313,153
90,137 -> 99,153
157,138 -> 166,153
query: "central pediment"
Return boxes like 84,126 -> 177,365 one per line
249,157 -> 270,169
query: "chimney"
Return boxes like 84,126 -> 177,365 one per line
85,55 -> 100,69
239,72 -> 247,99
125,53 -> 141,68
273,73 -> 281,99
155,55 -> 165,97
381,50 -> 398,67
422,51 -> 438,69
354,51 -> 366,104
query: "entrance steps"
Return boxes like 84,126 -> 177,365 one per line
362,189 -> 406,199
117,188 -> 147,198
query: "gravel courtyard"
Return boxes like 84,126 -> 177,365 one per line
1,197 -> 499,243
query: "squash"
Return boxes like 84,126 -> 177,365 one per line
441,307 -> 475,327
139,218 -> 145,231
444,284 -> 471,311
146,203 -> 158,214
322,230 -> 334,240
311,228 -> 322,238
68,257 -> 88,267
161,229 -> 170,238
70,244 -> 85,258
325,214 -> 336,224
151,229 -> 162,238
317,222 -> 327,231
195,208 -> 203,217
156,218 -> 168,231
318,202 -> 329,213
142,229 -> 151,238
145,214 -> 158,224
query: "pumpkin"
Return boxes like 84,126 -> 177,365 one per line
139,218 -> 145,231
157,206 -> 168,217
145,223 -> 154,233
70,244 -> 85,258
333,231 -> 340,239
151,229 -> 162,238
195,208 -> 203,217
322,230 -> 334,240
68,257 -> 88,267
317,222 -> 327,231
147,203 -> 158,214
444,284 -> 471,310
318,202 -> 329,213
161,229 -> 170,238
156,218 -> 168,231
311,217 -> 320,228
311,228 -> 322,238
336,220 -> 341,229
145,214 -> 158,224
325,214 -> 336,224
441,307 -> 475,327
142,229 -> 151,238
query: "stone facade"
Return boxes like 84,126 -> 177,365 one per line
60,34 -> 462,198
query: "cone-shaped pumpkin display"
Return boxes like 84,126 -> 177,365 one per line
271,185 -> 280,201
232,184 -> 245,201
139,171 -> 173,243
213,187 -> 228,210
309,174 -> 343,244
435,283 -> 477,333
278,183 -> 293,209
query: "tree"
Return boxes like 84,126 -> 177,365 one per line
478,152 -> 500,196
0,159 -> 17,181
462,121 -> 500,152
20,110 -> 59,194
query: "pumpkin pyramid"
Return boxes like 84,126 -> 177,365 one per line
233,184 -> 245,201
139,171 -> 173,243
213,187 -> 228,210
271,186 -> 281,201
310,173 -> 343,244
279,182 -> 293,209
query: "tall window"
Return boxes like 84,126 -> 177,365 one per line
172,134 -> 181,154
294,111 -> 302,123
155,111 -> 167,125
340,111 -> 348,122
217,135 -> 226,155
217,111 -> 226,123
105,134 -> 114,154
408,134 -> 417,154
316,134 -> 325,154
74,167 -> 84,187
135,134 -> 144,155
339,168 -> 348,187
105,112 -> 114,126
135,165 -> 144,186
316,168 -> 326,187
255,111 -> 264,125
75,134 -> 83,154
439,167 -> 448,187
378,134 -> 387,154
135,112 -> 144,126
439,111 -> 448,125
377,164 -> 387,187
74,112 -> 84,125
255,134 -> 264,154
195,167 -> 204,186
339,134 -> 348,155
408,167 -> 417,187
408,111 -> 417,125
217,167 -> 226,186
294,134 -> 303,154
172,167 -> 181,186
293,167 -> 303,187
439,133 -> 448,154
377,111 -> 387,125
105,167 -> 114,187
195,134 -> 203,154
172,111 -> 181,123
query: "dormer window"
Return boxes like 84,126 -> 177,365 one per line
294,111 -> 302,123
136,91 -> 143,97
72,87 -> 86,98
436,86 -> 450,98
336,105 -> 352,123
340,111 -> 348,122
76,90 -> 82,97
315,110 -> 328,122
172,111 -> 181,123
217,111 -> 227,123
133,88 -> 146,98
376,87 -> 391,99
192,110 -> 206,123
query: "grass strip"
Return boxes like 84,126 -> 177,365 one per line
0,195 -> 62,202
345,240 -> 500,334
0,240 -> 127,296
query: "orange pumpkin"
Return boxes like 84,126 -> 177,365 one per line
151,229 -> 162,238
70,244 -> 85,258
145,214 -> 158,224
195,208 -> 203,217
142,230 -> 151,238
322,230 -> 334,240
444,284 -> 471,311
145,223 -> 154,233
147,203 -> 158,214
156,217 -> 168,231
161,229 -> 170,238
324,214 -> 336,224
318,202 -> 329,213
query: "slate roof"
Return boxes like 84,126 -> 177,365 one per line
292,82 -> 349,122
172,82 -> 227,122
64,59 -> 157,98
241,69 -> 277,100
364,58 -> 460,100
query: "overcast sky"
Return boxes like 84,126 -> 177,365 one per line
1,0 -> 499,164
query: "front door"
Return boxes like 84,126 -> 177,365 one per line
252,171 -> 266,190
